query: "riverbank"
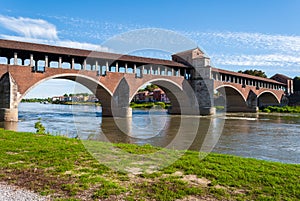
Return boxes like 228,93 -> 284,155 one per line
0,129 -> 299,200
260,105 -> 300,113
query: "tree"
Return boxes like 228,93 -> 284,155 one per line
145,84 -> 158,92
138,84 -> 159,92
293,76 -> 300,92
238,70 -> 267,78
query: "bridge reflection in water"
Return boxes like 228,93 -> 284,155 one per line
78,113 -> 224,173
82,114 -> 224,153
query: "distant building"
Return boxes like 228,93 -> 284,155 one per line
51,96 -> 65,102
146,92 -> 154,102
134,91 -> 149,102
271,74 -> 293,95
153,89 -> 170,103
51,94 -> 98,103
133,88 -> 169,103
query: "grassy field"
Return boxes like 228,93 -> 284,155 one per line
0,129 -> 299,200
130,102 -> 170,109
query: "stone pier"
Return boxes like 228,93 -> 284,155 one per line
0,72 -> 19,122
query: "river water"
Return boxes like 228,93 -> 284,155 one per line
1,103 -> 299,164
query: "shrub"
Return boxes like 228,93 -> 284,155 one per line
154,102 -> 165,109
34,119 -> 47,134
262,108 -> 271,113
260,106 -> 300,113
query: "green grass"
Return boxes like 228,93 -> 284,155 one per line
260,105 -> 300,113
130,102 -> 170,109
0,129 -> 299,200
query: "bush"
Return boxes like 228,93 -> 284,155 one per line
34,119 -> 47,134
262,108 -> 271,113
154,102 -> 165,109
260,106 -> 300,113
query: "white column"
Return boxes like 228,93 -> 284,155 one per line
171,68 -> 174,76
177,69 -> 180,77
45,56 -> 48,68
158,66 -> 161,75
106,61 -> 109,72
30,54 -> 34,66
125,63 -> 128,73
115,62 -> 119,72
71,58 -> 74,69
95,60 -> 98,72
14,52 -> 18,65
58,57 -> 62,68
133,64 -> 136,74
142,65 -> 145,75
150,66 -> 153,75
83,59 -> 87,70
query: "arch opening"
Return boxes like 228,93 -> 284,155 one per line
130,82 -> 172,111
20,74 -> 113,117
257,92 -> 280,107
130,78 -> 198,115
215,85 -> 248,112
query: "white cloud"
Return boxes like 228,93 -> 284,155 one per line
183,31 -> 300,76
185,31 -> 300,55
212,54 -> 300,67
0,35 -> 111,52
0,15 -> 58,40
217,32 -> 300,54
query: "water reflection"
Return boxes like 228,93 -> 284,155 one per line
82,114 -> 223,153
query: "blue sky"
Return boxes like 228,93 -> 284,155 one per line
0,0 -> 300,98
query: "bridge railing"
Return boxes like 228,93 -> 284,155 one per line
211,71 -> 286,91
32,66 -> 45,73
0,51 -> 190,78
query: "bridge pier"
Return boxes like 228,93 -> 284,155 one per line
0,72 -> 19,122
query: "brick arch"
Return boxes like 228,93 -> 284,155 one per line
19,73 -> 113,105
128,77 -> 199,115
214,84 -> 248,111
129,78 -> 183,102
257,91 -> 281,107
214,84 -> 247,101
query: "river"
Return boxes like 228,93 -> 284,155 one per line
1,103 -> 299,164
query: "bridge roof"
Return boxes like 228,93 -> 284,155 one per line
0,39 -> 187,68
211,67 -> 286,85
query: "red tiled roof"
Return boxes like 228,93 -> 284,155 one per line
0,39 -> 187,68
271,73 -> 292,80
